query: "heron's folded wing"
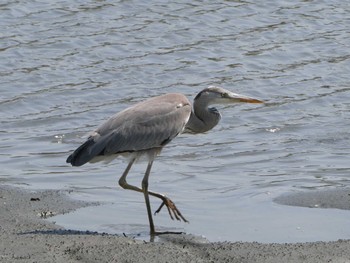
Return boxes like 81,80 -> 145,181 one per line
100,100 -> 191,154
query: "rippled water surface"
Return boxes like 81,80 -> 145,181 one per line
1,0 -> 350,242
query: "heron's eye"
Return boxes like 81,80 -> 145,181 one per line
221,93 -> 228,98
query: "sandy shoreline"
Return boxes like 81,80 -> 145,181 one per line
1,185 -> 350,263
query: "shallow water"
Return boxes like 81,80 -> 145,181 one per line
1,0 -> 350,242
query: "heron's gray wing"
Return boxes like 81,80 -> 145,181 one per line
67,94 -> 191,166
99,95 -> 191,154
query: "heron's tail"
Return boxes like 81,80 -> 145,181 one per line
66,138 -> 101,166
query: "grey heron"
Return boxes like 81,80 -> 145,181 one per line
66,86 -> 263,235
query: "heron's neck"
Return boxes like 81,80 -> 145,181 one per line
185,99 -> 221,134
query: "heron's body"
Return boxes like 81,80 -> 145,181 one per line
67,86 -> 263,235
67,93 -> 192,166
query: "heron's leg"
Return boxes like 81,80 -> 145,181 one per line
118,159 -> 188,223
142,160 -> 155,235
118,157 -> 140,193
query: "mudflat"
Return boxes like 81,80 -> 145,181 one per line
0,185 -> 349,263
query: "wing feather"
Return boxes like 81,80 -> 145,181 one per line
101,95 -> 191,154
67,93 -> 192,166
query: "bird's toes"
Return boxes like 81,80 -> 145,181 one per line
154,197 -> 189,223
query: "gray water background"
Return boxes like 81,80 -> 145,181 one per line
1,0 -> 350,242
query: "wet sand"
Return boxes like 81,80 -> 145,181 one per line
1,185 -> 350,263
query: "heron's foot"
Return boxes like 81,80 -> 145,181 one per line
152,230 -> 184,236
154,197 -> 188,223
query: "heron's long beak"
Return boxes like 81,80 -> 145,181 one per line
227,92 -> 264,104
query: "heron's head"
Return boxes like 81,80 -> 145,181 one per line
194,86 -> 263,105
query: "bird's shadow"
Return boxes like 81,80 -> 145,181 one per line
18,228 -> 207,244
18,229 -> 112,236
